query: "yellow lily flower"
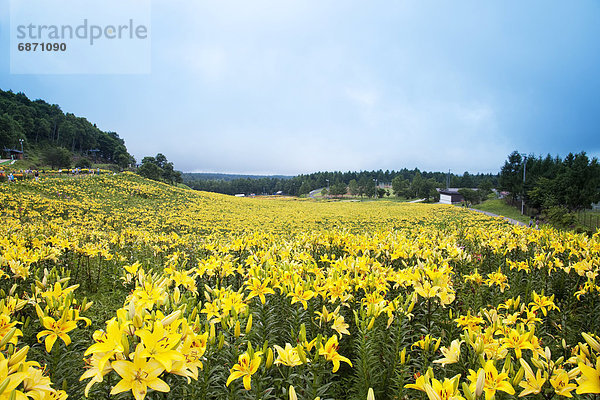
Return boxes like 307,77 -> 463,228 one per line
468,360 -> 515,400
226,351 -> 262,390
318,335 -> 352,372
288,283 -> 315,310
550,369 -> 576,397
331,315 -> 350,336
405,371 -> 431,392
529,291 -> 559,316
36,316 -> 77,353
502,328 -> 534,359
274,343 -> 303,367
576,359 -> 600,394
434,339 -> 461,366
111,344 -> 169,400
425,374 -> 464,400
246,278 -> 275,304
136,321 -> 184,372
518,359 -> 546,397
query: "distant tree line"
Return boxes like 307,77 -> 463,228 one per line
184,169 -> 498,197
499,151 -> 600,226
0,89 -> 134,167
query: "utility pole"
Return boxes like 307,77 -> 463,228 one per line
521,154 -> 527,215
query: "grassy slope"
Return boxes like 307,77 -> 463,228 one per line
472,198 -> 530,224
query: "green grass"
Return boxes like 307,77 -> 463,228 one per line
472,198 -> 530,224
575,209 -> 600,230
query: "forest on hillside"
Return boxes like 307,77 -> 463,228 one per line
0,89 -> 133,167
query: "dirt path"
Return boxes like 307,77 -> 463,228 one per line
469,208 -> 526,226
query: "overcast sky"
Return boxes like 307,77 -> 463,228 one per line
1,1 -> 599,175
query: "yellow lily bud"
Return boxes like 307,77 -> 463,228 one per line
400,347 -> 406,365
128,300 -> 136,320
502,353 -> 512,373
367,387 -> 375,400
530,357 -> 545,370
579,343 -> 591,358
289,385 -> 298,400
161,310 -> 182,327
367,317 -> 375,331
462,382 -> 475,400
83,300 -> 93,312
474,337 -> 484,355
299,323 -> 306,343
34,304 -> 44,319
133,314 -> 143,329
246,315 -> 253,335
297,344 -> 307,364
121,334 -> 130,357
234,320 -> 241,338
217,333 -> 224,350
0,327 -> 17,349
582,332 -> 600,353
407,299 -> 416,314
475,369 -> 485,399
209,324 -> 216,345
555,356 -> 564,366
8,346 -> 29,367
424,384 -> 438,400
512,366 -> 524,386
265,347 -> 274,369
173,287 -> 181,304
0,378 -> 10,397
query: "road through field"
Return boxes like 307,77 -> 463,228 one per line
469,208 -> 526,226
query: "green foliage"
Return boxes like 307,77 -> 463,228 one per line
391,176 -> 409,198
137,153 -> 183,185
0,89 -> 134,166
299,181 -> 312,195
545,206 -> 577,229
499,151 -> 525,201
500,150 -> 600,214
359,176 -> 377,198
458,188 -> 484,205
329,181 -> 348,196
348,179 -> 359,196
75,157 -> 92,168
43,147 -> 72,169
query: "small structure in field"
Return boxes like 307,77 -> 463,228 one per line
2,148 -> 24,160
439,189 -> 464,205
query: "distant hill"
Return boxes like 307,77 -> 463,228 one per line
0,88 -> 134,167
182,172 -> 292,181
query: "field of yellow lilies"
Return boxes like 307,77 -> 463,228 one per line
1,172 -> 599,400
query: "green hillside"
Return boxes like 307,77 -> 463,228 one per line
0,88 -> 134,168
